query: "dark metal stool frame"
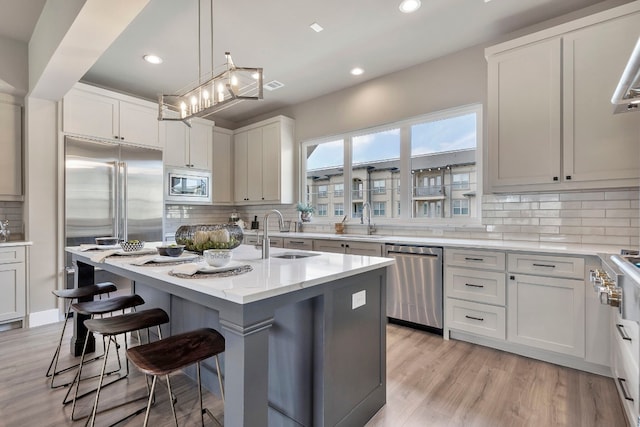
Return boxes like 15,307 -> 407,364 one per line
46,282 -> 117,389
62,294 -> 146,417
81,308 -> 170,427
126,327 -> 225,427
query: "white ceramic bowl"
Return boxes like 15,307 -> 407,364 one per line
203,249 -> 233,267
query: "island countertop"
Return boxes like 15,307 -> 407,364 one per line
66,243 -> 394,304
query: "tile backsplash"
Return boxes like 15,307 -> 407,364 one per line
166,188 -> 639,247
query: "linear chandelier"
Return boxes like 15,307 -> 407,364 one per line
158,0 -> 263,125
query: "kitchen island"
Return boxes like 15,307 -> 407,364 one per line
67,244 -> 393,427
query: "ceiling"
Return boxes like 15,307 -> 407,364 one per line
0,0 -> 626,124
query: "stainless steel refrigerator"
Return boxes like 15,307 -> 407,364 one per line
64,136 -> 163,287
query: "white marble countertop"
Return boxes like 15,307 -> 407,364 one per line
266,231 -> 626,257
0,240 -> 32,247
67,243 -> 394,305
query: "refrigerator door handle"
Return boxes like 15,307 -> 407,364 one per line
111,161 -> 120,240
119,161 -> 128,241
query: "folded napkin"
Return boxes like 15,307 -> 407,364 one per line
79,244 -> 119,252
171,263 -> 202,276
130,255 -> 158,266
90,249 -> 120,263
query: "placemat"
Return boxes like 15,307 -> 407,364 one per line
169,264 -> 253,279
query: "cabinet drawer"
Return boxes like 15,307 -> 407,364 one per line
614,312 -> 640,370
445,267 -> 506,306
0,246 -> 25,265
445,249 -> 505,271
612,338 -> 639,426
283,238 -> 313,251
446,299 -> 505,340
508,253 -> 584,279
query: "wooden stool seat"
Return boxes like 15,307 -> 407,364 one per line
52,282 -> 117,300
127,328 -> 225,376
84,308 -> 170,337
71,294 -> 144,316
127,328 -> 226,426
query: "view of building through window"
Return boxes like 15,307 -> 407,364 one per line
303,105 -> 480,222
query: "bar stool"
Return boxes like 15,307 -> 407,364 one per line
79,308 -> 170,427
126,328 -> 225,427
62,294 -> 146,410
46,282 -> 117,388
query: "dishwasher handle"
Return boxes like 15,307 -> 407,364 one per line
387,251 -> 440,258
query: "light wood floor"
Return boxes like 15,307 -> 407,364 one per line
0,322 -> 627,426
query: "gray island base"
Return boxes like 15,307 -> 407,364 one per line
67,244 -> 393,427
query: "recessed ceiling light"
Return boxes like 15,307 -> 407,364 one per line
399,0 -> 421,13
351,67 -> 364,76
143,54 -> 163,65
310,22 -> 324,33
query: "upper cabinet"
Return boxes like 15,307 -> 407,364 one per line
212,127 -> 233,204
0,100 -> 22,200
161,118 -> 213,170
62,83 -> 160,148
233,116 -> 294,204
486,6 -> 640,193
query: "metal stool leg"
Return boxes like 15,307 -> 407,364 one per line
46,300 -> 72,385
143,376 -> 158,427
215,355 -> 224,402
86,338 -> 112,427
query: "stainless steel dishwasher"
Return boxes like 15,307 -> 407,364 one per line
385,244 -> 443,333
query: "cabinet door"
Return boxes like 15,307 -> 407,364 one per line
247,128 -> 264,201
189,121 -> 213,170
212,129 -> 233,203
507,273 -> 585,357
0,103 -> 22,197
346,242 -> 383,256
0,261 -> 26,323
233,131 -> 249,202
563,14 -> 640,183
162,121 -> 189,167
261,122 -> 281,202
487,38 -> 562,189
62,88 -> 118,140
313,239 -> 346,253
118,101 -> 160,147
283,238 -> 313,250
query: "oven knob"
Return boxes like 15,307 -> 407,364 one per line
608,287 -> 622,308
602,279 -> 615,288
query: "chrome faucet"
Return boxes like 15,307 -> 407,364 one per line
360,202 -> 375,235
262,209 -> 284,259
0,219 -> 9,242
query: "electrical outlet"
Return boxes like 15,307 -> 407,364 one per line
352,290 -> 366,309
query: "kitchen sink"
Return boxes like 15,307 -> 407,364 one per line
273,252 -> 320,259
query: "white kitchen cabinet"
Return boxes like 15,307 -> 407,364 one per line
161,118 -> 213,170
212,127 -> 233,203
486,8 -> 640,192
0,245 -> 26,325
62,83 -> 160,148
0,102 -> 22,199
446,299 -> 506,340
283,238 -> 313,251
233,116 -> 294,204
312,239 -> 383,256
507,268 -> 585,358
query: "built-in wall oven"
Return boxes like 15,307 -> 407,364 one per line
165,167 -> 211,204
385,244 -> 443,334
595,253 -> 640,427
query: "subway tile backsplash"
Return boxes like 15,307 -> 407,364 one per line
165,188 -> 640,248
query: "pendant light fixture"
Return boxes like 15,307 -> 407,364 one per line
158,0 -> 263,125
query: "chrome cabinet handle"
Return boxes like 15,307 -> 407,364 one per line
465,283 -> 484,288
618,378 -> 634,401
616,324 -> 632,341
532,263 -> 556,268
465,315 -> 484,322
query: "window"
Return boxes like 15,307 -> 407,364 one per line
452,199 -> 469,216
452,173 -> 470,190
317,204 -> 328,216
301,104 -> 480,224
334,183 -> 344,197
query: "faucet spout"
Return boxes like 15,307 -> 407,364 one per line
361,202 -> 375,235
262,209 -> 284,259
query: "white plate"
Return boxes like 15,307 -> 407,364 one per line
113,248 -> 157,256
198,261 -> 244,273
152,254 -> 199,263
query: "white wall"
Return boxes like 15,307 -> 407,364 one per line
0,36 -> 27,95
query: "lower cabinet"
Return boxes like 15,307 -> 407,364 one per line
507,273 -> 585,358
283,238 -> 313,250
446,299 -> 506,340
312,239 -> 383,256
0,246 -> 26,325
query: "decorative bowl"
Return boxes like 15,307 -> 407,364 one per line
203,249 -> 233,267
175,224 -> 243,253
95,237 -> 119,246
157,244 -> 185,257
120,240 -> 145,252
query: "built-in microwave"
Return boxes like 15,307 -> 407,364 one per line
165,168 -> 212,204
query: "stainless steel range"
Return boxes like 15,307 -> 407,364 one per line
596,252 -> 640,427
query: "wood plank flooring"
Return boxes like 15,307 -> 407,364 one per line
0,322 -> 627,426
